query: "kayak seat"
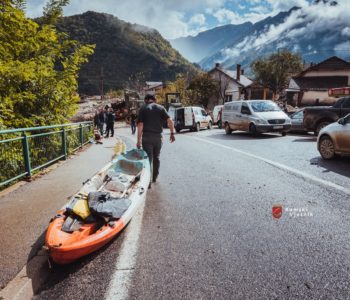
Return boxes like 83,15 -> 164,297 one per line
104,179 -> 126,193
121,149 -> 148,161
114,158 -> 143,176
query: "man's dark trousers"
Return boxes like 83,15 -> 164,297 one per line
106,122 -> 114,137
131,121 -> 136,134
142,133 -> 162,182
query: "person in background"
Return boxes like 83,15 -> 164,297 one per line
98,108 -> 105,135
217,107 -> 223,129
105,107 -> 115,138
93,111 -> 99,129
137,94 -> 175,187
129,109 -> 137,134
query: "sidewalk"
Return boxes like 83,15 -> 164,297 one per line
0,136 -> 119,291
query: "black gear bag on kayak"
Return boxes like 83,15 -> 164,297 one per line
88,191 -> 131,220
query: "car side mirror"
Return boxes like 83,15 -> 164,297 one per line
338,118 -> 345,125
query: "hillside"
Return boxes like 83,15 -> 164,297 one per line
56,11 -> 198,95
170,22 -> 253,63
171,1 -> 350,72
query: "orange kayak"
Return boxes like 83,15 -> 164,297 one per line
45,149 -> 150,264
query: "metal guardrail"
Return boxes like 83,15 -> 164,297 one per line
0,122 -> 93,187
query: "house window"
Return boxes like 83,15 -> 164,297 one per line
225,95 -> 232,102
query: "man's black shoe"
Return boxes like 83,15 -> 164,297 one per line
152,177 -> 157,183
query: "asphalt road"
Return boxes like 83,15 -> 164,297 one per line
34,126 -> 350,299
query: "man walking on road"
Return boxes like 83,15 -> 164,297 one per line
137,94 -> 175,186
128,109 -> 137,134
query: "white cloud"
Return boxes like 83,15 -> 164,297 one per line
334,41 -> 350,56
213,8 -> 245,24
266,0 -> 309,12
341,27 -> 350,37
189,14 -> 206,26
219,1 -> 350,64
249,5 -> 270,13
25,0 -> 232,39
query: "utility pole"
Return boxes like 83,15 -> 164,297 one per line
100,66 -> 104,100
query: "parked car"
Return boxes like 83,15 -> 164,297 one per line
290,109 -> 308,133
174,106 -> 213,133
212,105 -> 224,128
303,96 -> 350,136
317,113 -> 350,159
222,100 -> 291,136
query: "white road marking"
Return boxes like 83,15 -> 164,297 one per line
190,136 -> 350,196
105,165 -> 146,300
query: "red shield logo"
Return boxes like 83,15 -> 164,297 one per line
272,205 -> 283,219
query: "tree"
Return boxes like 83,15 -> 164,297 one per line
251,50 -> 303,99
187,73 -> 219,108
0,0 -> 95,128
156,74 -> 191,106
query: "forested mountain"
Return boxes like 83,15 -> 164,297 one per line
171,1 -> 350,72
170,22 -> 253,63
56,11 -> 198,95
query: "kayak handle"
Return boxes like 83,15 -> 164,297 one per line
82,178 -> 90,185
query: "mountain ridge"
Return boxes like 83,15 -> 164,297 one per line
171,2 -> 350,72
55,11 -> 198,95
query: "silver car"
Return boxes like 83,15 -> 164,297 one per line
290,109 -> 307,133
317,113 -> 350,159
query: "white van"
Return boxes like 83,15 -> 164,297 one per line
174,106 -> 213,132
222,100 -> 291,136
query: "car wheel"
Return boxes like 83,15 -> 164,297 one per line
175,128 -> 181,133
315,121 -> 330,136
225,123 -> 232,135
208,121 -> 212,130
249,123 -> 257,136
195,122 -> 200,132
319,135 -> 335,160
281,132 -> 287,136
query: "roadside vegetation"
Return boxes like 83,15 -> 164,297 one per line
251,50 -> 303,99
0,0 -> 94,188
157,73 -> 219,109
0,0 -> 95,129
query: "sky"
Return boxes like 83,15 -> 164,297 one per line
25,0 -> 314,39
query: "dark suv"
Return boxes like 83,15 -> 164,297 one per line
303,96 -> 350,135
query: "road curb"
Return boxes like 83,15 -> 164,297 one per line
0,249 -> 49,300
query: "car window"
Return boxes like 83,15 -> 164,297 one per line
345,113 -> 350,123
292,111 -> 303,119
341,97 -> 350,108
250,101 -> 280,112
201,110 -> 207,116
241,103 -> 251,114
232,103 -> 239,111
334,98 -> 344,108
